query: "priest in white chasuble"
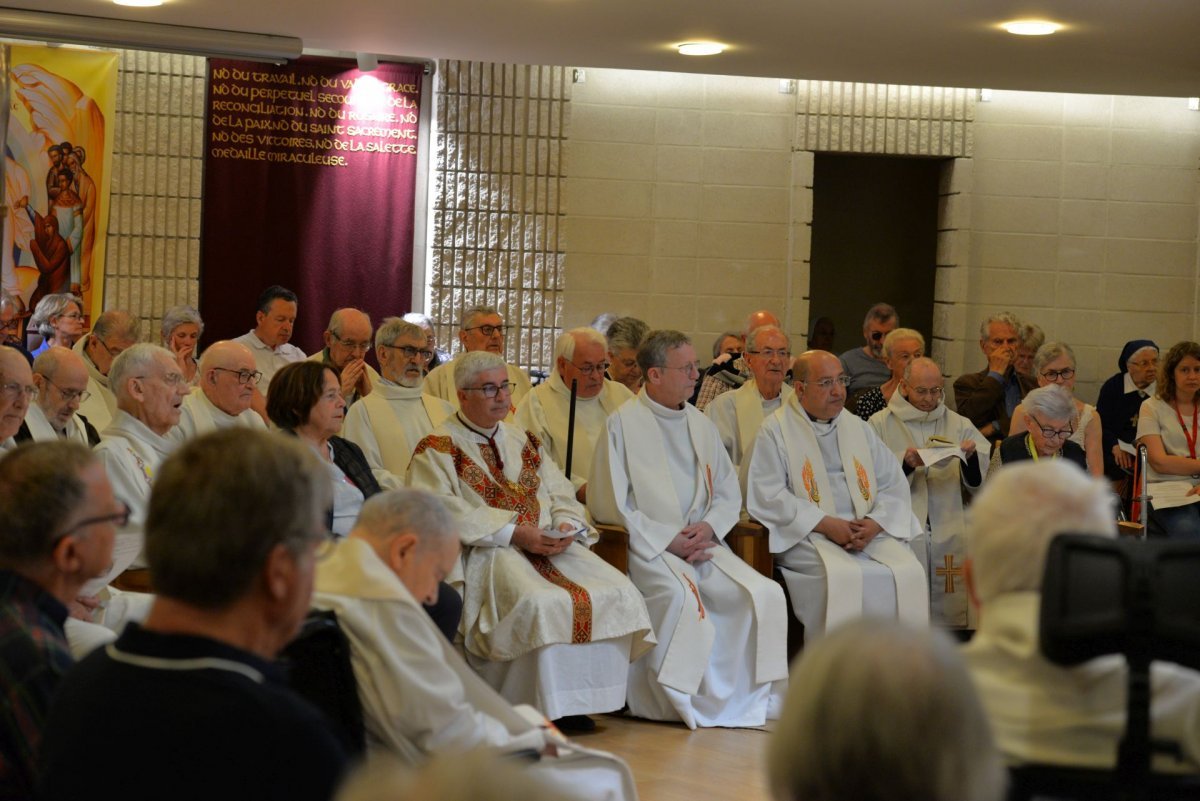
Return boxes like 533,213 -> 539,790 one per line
515,327 -> 634,501
705,324 -> 794,471
342,318 -> 453,489
422,306 -> 532,421
167,341 -> 267,445
314,489 -> 639,801
588,330 -> 789,730
869,357 -> 990,629
407,351 -> 654,730
745,350 -> 928,639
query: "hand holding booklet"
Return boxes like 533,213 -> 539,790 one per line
1148,481 -> 1200,510
915,436 -> 970,468
544,523 -> 589,540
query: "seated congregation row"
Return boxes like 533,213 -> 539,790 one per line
1,285 -> 1199,798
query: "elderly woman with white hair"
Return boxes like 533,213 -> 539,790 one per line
1008,342 -> 1102,476
851,327 -> 924,420
768,618 -> 1004,801
159,304 -> 204,386
29,293 -> 84,358
992,385 -> 1087,472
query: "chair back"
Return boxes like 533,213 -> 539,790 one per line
279,609 -> 366,757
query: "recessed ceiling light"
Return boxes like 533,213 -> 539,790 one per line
1002,20 -> 1062,36
677,42 -> 725,56
113,0 -> 163,6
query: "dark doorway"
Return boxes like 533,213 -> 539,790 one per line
808,154 -> 942,357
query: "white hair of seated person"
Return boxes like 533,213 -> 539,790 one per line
453,350 -> 507,390
967,460 -> 1115,605
554,327 -> 606,363
336,750 -> 587,801
1021,384 -> 1076,424
768,619 -> 1004,801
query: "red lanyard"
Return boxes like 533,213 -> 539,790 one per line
1174,402 -> 1198,459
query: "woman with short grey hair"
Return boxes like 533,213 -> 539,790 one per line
992,385 -> 1087,472
160,304 -> 204,386
29,293 -> 84,357
1008,341 -> 1103,476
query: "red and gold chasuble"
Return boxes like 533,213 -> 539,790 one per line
412,431 -> 594,643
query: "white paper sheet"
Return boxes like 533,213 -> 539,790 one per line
1149,481 -> 1200,510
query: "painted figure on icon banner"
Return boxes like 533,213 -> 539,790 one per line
3,46 -> 117,322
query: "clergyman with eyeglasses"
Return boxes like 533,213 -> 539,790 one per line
422,305 -> 532,421
514,327 -> 635,502
868,357 -> 991,630
746,350 -> 928,640
309,307 -> 381,406
94,344 -> 190,591
704,324 -> 794,471
342,317 -> 455,489
15,346 -> 101,447
0,346 -> 34,452
407,350 -> 654,734
75,309 -> 141,433
168,341 -> 267,445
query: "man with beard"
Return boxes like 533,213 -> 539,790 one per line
342,318 -> 454,489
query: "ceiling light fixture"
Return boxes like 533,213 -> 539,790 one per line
677,42 -> 724,56
1002,20 -> 1062,36
113,0 -> 164,6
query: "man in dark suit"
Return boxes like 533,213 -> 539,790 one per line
954,312 -> 1037,442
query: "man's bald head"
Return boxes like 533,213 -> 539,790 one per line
901,357 -> 945,413
199,340 -> 258,417
0,347 -> 33,440
745,309 -> 781,336
793,350 -> 847,421
324,308 -> 374,370
32,347 -> 89,430
791,349 -> 837,383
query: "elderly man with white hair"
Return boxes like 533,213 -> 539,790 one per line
745,350 -> 928,639
962,460 -> 1200,770
694,309 -> 781,411
0,347 -> 34,451
423,306 -> 532,419
408,350 -> 653,733
515,327 -> 634,501
16,347 -> 101,446
954,311 -> 1037,442
169,341 -> 267,444
95,344 -> 189,583
705,324 -> 793,471
342,318 -> 454,489
314,488 -> 639,800
869,356 -> 989,629
308,307 -> 380,405
75,309 -> 141,432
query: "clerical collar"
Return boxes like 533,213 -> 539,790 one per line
804,408 -> 836,425
456,413 -> 504,470
640,391 -> 687,418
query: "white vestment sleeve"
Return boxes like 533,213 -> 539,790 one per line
704,393 -> 738,467
341,401 -> 403,490
745,417 -> 827,551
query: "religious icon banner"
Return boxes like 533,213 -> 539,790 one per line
4,45 -> 118,325
199,56 -> 422,353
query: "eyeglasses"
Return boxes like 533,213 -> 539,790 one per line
748,348 -> 791,360
463,381 -> 513,398
0,381 -> 35,402
43,378 -> 91,403
661,362 -> 702,377
94,337 -> 126,359
57,311 -> 84,321
383,344 -> 434,361
870,331 -> 886,341
212,367 -> 263,385
1128,358 -> 1159,370
907,385 -> 944,398
1029,414 -> 1074,440
464,324 -> 506,338
569,360 -> 609,376
53,500 -> 131,548
1040,367 -> 1076,382
804,375 -> 852,390
332,335 -> 371,353
135,371 -> 186,387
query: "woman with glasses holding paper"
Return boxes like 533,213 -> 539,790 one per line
1007,342 -> 1103,477
991,385 -> 1087,472
1136,341 -> 1200,539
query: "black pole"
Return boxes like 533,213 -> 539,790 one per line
564,378 -> 578,478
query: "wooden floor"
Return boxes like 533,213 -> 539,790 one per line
572,714 -> 774,801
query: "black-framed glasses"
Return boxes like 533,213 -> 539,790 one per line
1040,367 -> 1076,382
747,348 -> 791,360
213,367 -> 263,385
0,381 -> 35,402
1029,414 -> 1074,440
53,500 -> 131,548
463,381 -> 513,398
332,335 -> 371,353
43,378 -> 91,403
383,344 -> 434,361
569,360 -> 609,376
464,324 -> 506,337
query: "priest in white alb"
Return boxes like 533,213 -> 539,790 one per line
869,357 -> 989,629
342,318 -> 454,489
423,306 -> 532,420
745,350 -> 928,639
168,341 -> 267,444
16,347 -> 101,446
705,324 -> 793,471
407,350 -> 653,732
314,488 -> 640,801
588,330 -> 789,729
515,327 -> 634,501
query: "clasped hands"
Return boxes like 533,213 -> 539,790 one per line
340,358 -> 372,398
666,522 -> 718,564
816,516 -> 882,552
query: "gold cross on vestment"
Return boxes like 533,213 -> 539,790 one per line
935,554 -> 964,594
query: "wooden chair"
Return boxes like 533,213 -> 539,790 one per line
590,521 -> 775,579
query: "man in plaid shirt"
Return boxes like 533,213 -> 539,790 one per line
0,441 -> 118,796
